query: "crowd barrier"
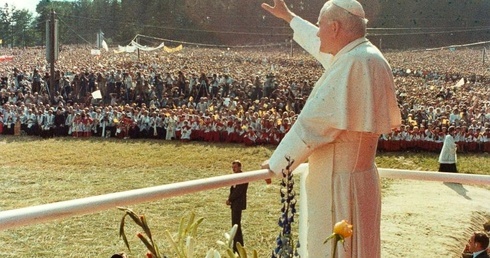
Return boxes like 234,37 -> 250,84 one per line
0,164 -> 489,231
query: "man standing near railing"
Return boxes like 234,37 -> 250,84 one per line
260,0 -> 401,257
226,160 -> 248,253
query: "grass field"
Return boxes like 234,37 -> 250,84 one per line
0,136 -> 489,257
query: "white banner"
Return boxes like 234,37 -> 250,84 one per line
91,90 -> 102,99
130,40 -> 165,51
102,40 -> 109,51
454,78 -> 465,88
114,45 -> 137,54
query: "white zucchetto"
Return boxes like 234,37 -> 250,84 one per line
331,0 -> 365,18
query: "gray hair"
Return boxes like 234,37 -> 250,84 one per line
320,1 -> 368,37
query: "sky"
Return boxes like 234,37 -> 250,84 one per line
1,0 -> 40,15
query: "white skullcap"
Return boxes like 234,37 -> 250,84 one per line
331,0 -> 365,18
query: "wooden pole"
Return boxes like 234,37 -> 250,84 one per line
49,9 -> 56,103
137,36 -> 140,60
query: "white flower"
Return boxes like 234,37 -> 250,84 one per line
227,224 -> 238,249
205,249 -> 221,258
224,233 -> 231,241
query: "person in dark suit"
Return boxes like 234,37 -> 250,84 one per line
462,231 -> 489,258
226,160 -> 248,252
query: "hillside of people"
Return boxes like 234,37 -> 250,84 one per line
1,44 -> 490,153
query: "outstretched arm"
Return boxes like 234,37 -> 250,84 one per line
262,0 -> 329,66
261,0 -> 296,23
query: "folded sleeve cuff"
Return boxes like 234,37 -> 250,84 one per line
269,129 -> 311,176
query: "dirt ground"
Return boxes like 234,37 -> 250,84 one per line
381,179 -> 490,258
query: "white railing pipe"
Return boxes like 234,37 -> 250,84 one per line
0,169 -> 276,231
0,164 -> 488,231
378,168 -> 490,184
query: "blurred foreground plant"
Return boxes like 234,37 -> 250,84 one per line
116,156 -> 351,258
209,224 -> 258,258
118,207 -> 203,258
117,207 -> 258,258
271,156 -> 299,258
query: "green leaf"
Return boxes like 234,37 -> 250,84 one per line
119,213 -> 126,238
137,232 -> 157,255
236,242 -> 247,258
119,213 -> 131,251
185,211 -> 196,232
165,230 -> 182,256
126,209 -> 144,227
178,215 -> 186,242
190,217 -> 204,236
121,230 -> 130,252
323,233 -> 336,244
152,242 -> 162,258
140,215 -> 153,240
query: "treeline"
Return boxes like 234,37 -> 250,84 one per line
1,0 -> 490,49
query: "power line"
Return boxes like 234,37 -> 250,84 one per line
368,27 -> 490,36
56,14 -> 490,38
57,16 -> 93,45
57,14 -> 292,35
368,25 -> 490,31
134,33 -> 290,49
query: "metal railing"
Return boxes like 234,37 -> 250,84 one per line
0,164 -> 489,231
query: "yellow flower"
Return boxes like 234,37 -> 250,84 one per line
333,220 -> 353,238
324,220 -> 354,258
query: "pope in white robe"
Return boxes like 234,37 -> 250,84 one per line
261,0 -> 401,257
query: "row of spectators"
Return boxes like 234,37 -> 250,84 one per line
1,45 -> 490,151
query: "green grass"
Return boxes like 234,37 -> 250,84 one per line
0,136 -> 488,257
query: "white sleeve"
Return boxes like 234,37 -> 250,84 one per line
268,125 -> 343,175
290,17 -> 332,68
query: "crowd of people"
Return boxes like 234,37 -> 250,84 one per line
1,44 -> 490,151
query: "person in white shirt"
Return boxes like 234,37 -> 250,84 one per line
449,108 -> 461,125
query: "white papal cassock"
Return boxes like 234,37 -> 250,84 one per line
268,17 -> 401,258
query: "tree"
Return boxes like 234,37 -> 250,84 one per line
1,0 -> 489,49
0,4 -> 36,47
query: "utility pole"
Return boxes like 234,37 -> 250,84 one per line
137,36 -> 140,60
483,47 -> 486,65
47,9 -> 57,103
11,22 -> 14,48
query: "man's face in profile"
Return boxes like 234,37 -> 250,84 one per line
467,235 -> 480,252
316,5 -> 336,54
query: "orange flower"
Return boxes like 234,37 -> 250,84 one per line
333,220 -> 353,238
146,251 -> 153,258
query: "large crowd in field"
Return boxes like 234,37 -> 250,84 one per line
1,44 -> 490,152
